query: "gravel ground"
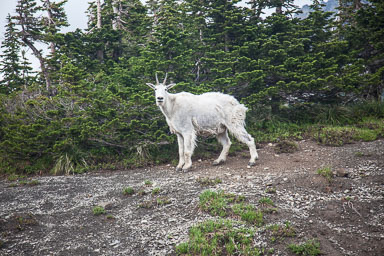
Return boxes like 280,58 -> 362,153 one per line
0,139 -> 383,255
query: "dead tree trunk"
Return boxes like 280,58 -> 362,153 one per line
44,0 -> 55,55
22,37 -> 51,92
96,0 -> 104,61
97,0 -> 102,29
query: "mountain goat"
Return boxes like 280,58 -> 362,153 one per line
146,73 -> 258,172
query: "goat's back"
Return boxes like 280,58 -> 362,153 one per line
173,91 -> 247,126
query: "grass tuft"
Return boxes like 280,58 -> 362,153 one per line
123,187 -> 135,196
288,239 -> 321,256
196,177 -> 222,186
274,140 -> 299,154
317,166 -> 334,182
175,219 -> 263,255
92,206 -> 106,216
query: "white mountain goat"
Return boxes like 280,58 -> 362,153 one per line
146,73 -> 258,171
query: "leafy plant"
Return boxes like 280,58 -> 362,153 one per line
199,190 -> 244,217
259,197 -> 275,207
268,221 -> 296,241
199,190 -> 232,217
144,180 -> 153,186
288,239 -> 321,256
232,203 -> 263,226
317,166 -> 334,182
123,187 -> 134,196
152,187 -> 161,195
196,177 -> 222,186
92,206 -> 106,216
156,197 -> 171,206
274,140 -> 299,154
175,219 -> 262,256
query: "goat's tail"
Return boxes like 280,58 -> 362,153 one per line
226,104 -> 248,138
229,103 -> 247,126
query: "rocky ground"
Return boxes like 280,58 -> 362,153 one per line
0,139 -> 383,256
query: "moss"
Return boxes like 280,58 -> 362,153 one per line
274,140 -> 299,154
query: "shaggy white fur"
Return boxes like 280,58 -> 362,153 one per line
147,75 -> 258,171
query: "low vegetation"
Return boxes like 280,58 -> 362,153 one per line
317,166 -> 334,182
175,219 -> 263,256
267,221 -> 296,242
196,177 -> 222,187
177,190 -> 319,255
274,140 -> 299,154
288,239 -> 321,256
123,187 -> 135,196
92,206 -> 106,216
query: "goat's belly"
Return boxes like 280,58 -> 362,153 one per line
192,117 -> 226,136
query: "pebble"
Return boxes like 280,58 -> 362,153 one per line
110,240 -> 120,247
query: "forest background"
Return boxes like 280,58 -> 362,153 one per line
0,0 -> 383,175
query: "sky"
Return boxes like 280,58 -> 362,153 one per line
0,0 -> 313,70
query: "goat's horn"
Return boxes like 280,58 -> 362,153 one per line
163,72 -> 168,84
155,72 -> 159,84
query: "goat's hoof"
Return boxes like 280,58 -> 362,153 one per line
176,167 -> 183,172
212,159 -> 225,166
247,161 -> 256,167
182,168 -> 191,172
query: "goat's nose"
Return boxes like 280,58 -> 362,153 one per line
157,97 -> 164,101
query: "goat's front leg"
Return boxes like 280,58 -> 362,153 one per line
176,134 -> 185,171
182,132 -> 196,172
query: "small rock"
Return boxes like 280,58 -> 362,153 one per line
336,168 -> 349,177
110,240 -> 119,247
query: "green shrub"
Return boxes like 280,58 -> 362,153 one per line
288,239 -> 321,256
196,177 -> 222,186
175,219 -> 262,256
199,190 -> 232,217
274,140 -> 299,154
317,166 -> 334,182
92,206 -> 106,216
232,203 -> 263,226
123,187 -> 134,195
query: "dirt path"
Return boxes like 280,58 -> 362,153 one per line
1,139 -> 383,255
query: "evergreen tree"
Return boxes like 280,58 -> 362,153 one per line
337,0 -> 384,100
0,14 -> 23,94
41,0 -> 69,55
13,0 -> 52,92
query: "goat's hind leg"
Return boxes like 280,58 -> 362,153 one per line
231,127 -> 258,166
213,130 -> 232,166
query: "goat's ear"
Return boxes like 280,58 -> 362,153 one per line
146,83 -> 156,89
166,83 -> 177,90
